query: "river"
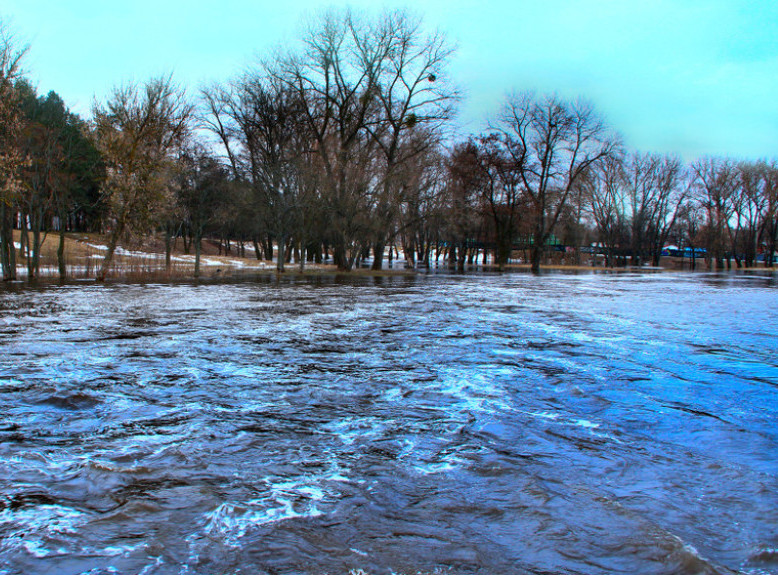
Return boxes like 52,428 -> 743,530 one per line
0,271 -> 776,575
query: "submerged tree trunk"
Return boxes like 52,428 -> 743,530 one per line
31,204 -> 43,279
530,244 -> 543,274
97,220 -> 125,282
371,241 -> 385,270
164,223 -> 175,273
194,232 -> 203,278
0,204 -> 17,281
277,234 -> 286,273
57,226 -> 66,280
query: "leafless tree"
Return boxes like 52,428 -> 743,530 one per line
359,10 -> 457,269
0,20 -> 27,281
582,154 -> 627,267
759,161 -> 778,267
493,92 -> 616,272
676,199 -> 705,270
729,162 -> 768,268
623,152 -> 689,266
691,157 -> 738,270
92,75 -> 192,280
263,9 -> 456,271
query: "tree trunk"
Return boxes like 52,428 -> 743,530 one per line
97,221 -> 124,282
57,226 -> 67,280
183,228 -> 191,255
530,244 -> 543,274
371,241 -> 385,270
0,204 -> 17,281
30,203 -> 44,279
277,234 -> 286,273
165,227 -> 173,273
194,232 -> 202,278
298,236 -> 306,272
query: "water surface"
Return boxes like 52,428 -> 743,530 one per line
0,272 -> 776,574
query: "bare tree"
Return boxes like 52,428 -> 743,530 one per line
583,154 -> 627,267
494,92 -> 616,272
176,145 -> 230,277
270,10 -> 379,270
0,20 -> 27,281
623,152 -> 689,266
92,75 -> 192,280
397,139 -> 447,268
468,134 -> 527,269
691,157 -> 738,270
264,9 -> 456,271
759,161 -> 778,267
444,141 -> 485,270
360,10 -> 457,269
202,76 -> 309,272
677,199 -> 705,270
729,162 -> 768,268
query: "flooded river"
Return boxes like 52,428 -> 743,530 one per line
0,272 -> 776,575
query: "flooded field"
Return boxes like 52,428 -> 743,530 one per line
0,272 -> 776,575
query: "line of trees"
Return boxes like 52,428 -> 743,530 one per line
1,10 -> 777,281
583,154 -> 778,270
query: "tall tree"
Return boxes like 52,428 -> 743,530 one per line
360,10 -> 457,269
0,20 -> 27,281
583,154 -> 627,267
204,77 -> 308,272
691,157 -> 737,270
268,9 -> 455,271
471,135 -> 526,269
623,152 -> 689,266
494,92 -> 616,272
92,75 -> 192,280
177,146 -> 230,277
16,85 -> 102,279
759,161 -> 778,267
445,141 -> 484,270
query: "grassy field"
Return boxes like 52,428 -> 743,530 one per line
10,230 -> 282,280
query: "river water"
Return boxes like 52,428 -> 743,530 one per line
0,272 -> 776,575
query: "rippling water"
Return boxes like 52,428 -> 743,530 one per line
0,272 -> 776,575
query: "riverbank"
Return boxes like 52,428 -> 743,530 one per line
4,230 -> 777,281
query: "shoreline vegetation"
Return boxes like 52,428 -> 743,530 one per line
2,11 -> 778,284
5,229 -> 775,285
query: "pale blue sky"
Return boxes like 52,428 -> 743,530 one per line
3,0 -> 777,160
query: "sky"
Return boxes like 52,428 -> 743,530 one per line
2,0 -> 777,161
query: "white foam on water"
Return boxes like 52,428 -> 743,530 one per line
523,411 -> 620,443
137,555 -> 165,575
413,460 -> 458,475
197,475 -> 338,547
574,419 -> 600,429
2,451 -> 78,478
0,504 -> 87,558
411,443 -> 475,475
433,369 -> 513,414
528,411 -> 560,420
383,387 -> 404,402
324,416 -> 390,445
